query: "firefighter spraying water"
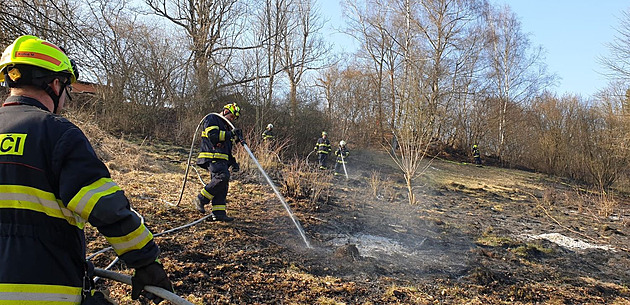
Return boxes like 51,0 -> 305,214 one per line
187,105 -> 311,248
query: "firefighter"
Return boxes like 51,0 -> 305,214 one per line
334,140 -> 349,176
193,103 -> 243,221
262,123 -> 274,141
0,35 -> 172,304
472,144 -> 482,166
314,131 -> 332,169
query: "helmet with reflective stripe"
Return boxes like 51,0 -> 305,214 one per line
224,103 -> 240,117
0,35 -> 78,84
267,123 -> 273,129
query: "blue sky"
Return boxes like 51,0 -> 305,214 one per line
492,1 -> 630,97
320,0 -> 630,98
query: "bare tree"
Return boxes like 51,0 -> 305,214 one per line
279,0 -> 330,117
343,0 -> 402,132
483,4 -> 554,163
143,0 -> 251,106
600,9 -> 630,82
0,0 -> 79,48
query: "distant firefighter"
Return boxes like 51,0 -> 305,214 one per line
314,131 -> 332,169
472,144 -> 482,167
262,123 -> 274,141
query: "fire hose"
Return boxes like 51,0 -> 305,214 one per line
210,113 -> 311,248
93,268 -> 193,305
88,112 -> 311,303
340,150 -> 348,179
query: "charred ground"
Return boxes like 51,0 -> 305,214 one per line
81,128 -> 630,305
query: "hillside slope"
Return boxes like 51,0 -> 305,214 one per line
78,123 -> 630,304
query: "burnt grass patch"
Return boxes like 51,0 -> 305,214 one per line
85,145 -> 630,304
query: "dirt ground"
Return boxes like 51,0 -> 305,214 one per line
83,136 -> 630,305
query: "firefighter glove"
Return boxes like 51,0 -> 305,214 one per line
232,162 -> 240,172
131,261 -> 173,304
232,128 -> 243,141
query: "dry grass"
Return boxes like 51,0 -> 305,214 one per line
369,170 -> 381,197
281,159 -> 332,206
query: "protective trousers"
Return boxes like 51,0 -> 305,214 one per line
334,158 -> 345,175
198,160 -> 230,216
318,153 -> 328,169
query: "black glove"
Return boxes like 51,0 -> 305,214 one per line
232,128 -> 243,140
231,162 -> 240,172
131,261 -> 173,304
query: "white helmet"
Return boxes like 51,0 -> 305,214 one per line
267,123 -> 273,129
339,140 -> 346,146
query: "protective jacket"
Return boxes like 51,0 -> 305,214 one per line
0,96 -> 159,304
335,147 -> 349,163
314,137 -> 331,154
195,113 -> 238,216
262,129 -> 274,141
196,113 -> 236,168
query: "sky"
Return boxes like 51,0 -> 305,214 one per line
492,1 -> 630,97
319,0 -> 630,98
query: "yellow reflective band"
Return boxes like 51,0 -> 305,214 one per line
0,283 -> 82,304
212,205 -> 226,211
0,133 -> 27,156
67,177 -> 121,220
0,185 -> 84,229
219,130 -> 226,142
105,223 -> 153,256
197,152 -> 229,160
201,189 -> 213,200
202,126 -> 219,138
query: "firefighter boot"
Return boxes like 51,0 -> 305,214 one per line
211,212 -> 234,222
193,196 -> 206,213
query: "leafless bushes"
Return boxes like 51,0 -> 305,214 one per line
387,128 -> 431,205
281,160 -> 332,206
541,187 -> 621,220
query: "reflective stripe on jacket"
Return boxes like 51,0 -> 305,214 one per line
262,129 -> 274,140
335,147 -> 349,163
315,137 -> 331,154
197,113 -> 235,166
0,96 -> 159,304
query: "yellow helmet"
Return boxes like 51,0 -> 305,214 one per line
322,131 -> 328,136
0,35 -> 78,84
223,103 -> 240,117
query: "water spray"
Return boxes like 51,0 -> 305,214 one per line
340,150 -> 348,179
212,113 -> 312,249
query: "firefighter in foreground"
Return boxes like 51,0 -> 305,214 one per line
0,35 -> 172,304
334,140 -> 349,176
314,131 -> 332,169
262,123 -> 274,140
193,103 -> 243,221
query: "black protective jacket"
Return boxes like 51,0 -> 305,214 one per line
315,137 -> 331,154
0,96 -> 159,304
196,113 -> 237,168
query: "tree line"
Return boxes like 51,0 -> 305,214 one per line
2,0 -> 630,190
